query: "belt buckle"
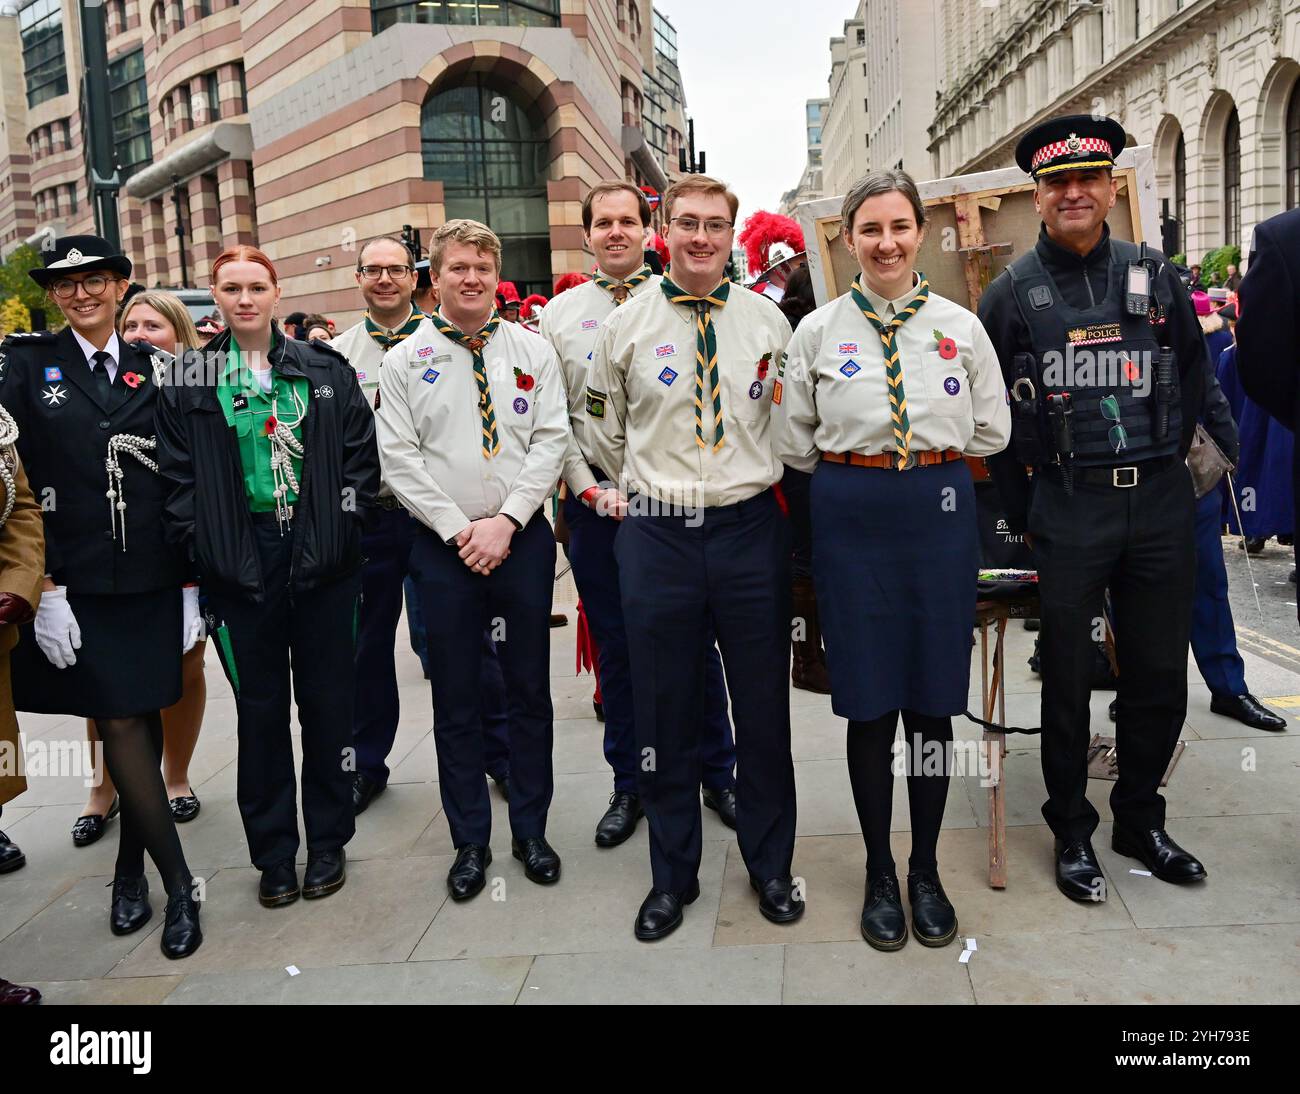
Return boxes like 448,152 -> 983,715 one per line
1111,466 -> 1138,488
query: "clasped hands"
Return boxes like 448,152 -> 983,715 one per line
456,514 -> 516,575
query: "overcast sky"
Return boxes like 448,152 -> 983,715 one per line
653,0 -> 852,221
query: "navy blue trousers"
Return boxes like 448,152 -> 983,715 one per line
410,514 -> 555,848
402,577 -> 511,781
616,491 -> 796,893
564,492 -> 735,794
1191,488 -> 1248,697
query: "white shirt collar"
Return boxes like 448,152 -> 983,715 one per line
858,271 -> 922,319
72,329 -> 121,370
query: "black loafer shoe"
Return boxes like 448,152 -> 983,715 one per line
352,773 -> 386,816
448,844 -> 492,901
749,875 -> 805,924
906,871 -> 958,947
1210,693 -> 1288,731
512,836 -> 561,884
303,849 -> 346,899
702,786 -> 737,830
860,873 -> 907,951
258,860 -> 301,908
169,791 -> 201,823
634,880 -> 700,942
0,830 -> 25,874
161,889 -> 202,959
109,875 -> 152,935
593,699 -> 605,722
1112,826 -> 1207,883
71,795 -> 119,847
0,978 -> 41,1005
594,791 -> 643,847
1054,839 -> 1107,902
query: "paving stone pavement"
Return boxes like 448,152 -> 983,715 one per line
2,594 -> 1297,1005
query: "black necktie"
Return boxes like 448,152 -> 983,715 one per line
90,350 -> 115,401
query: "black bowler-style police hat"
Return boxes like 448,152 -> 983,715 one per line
1015,114 -> 1127,179
28,234 -> 133,288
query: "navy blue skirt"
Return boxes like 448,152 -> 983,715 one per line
811,459 -> 978,721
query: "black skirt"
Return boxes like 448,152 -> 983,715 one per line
811,458 -> 978,721
12,588 -> 182,718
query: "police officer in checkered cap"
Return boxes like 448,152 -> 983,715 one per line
978,114 -> 1210,901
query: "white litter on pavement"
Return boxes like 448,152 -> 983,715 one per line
958,949 -> 972,964
1129,869 -> 1152,877
286,965 -> 301,976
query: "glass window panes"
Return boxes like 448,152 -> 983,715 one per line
109,48 -> 153,180
371,0 -> 558,34
20,0 -> 68,108
1223,107 -> 1240,249
422,74 -> 552,299
1286,81 -> 1300,210
206,71 -> 221,122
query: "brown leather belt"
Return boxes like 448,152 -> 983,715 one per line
821,448 -> 964,470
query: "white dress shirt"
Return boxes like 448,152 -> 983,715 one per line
772,281 -> 1011,471
586,283 -> 793,508
535,273 -> 658,495
72,329 -> 122,383
375,310 -> 569,541
329,306 -> 423,409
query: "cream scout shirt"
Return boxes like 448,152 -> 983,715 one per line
330,308 -> 423,408
375,312 -> 569,542
772,284 -> 1011,472
536,273 -> 658,495
586,284 -> 792,508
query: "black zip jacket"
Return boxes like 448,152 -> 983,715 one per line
154,326 -> 379,601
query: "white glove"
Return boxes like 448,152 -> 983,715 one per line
181,586 -> 202,653
33,585 -> 81,669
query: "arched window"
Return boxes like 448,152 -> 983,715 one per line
421,76 -> 551,299
1174,131 -> 1186,254
1286,79 -> 1300,210
1223,106 -> 1241,247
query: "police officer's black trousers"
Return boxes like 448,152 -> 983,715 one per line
616,491 -> 796,894
1028,465 -> 1195,842
208,520 -> 360,869
409,514 -> 556,849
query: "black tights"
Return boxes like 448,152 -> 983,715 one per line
846,710 -> 953,878
95,711 -> 192,897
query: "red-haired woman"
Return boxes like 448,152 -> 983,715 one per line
156,246 -> 379,909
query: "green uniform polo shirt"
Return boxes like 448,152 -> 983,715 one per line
216,334 -> 308,512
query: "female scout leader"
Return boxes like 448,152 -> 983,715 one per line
156,246 -> 379,910
773,171 -> 1010,952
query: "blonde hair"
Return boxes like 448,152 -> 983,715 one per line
662,174 -> 739,224
118,290 -> 202,352
429,219 -> 502,275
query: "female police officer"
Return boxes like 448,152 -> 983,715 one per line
156,245 -> 379,910
0,236 -> 202,957
773,172 -> 1010,951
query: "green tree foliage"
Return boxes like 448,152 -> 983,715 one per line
0,244 -> 63,330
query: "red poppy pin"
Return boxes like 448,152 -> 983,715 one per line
933,330 -> 958,360
513,367 -> 535,391
756,352 -> 772,380
264,415 -> 278,435
123,371 -> 145,388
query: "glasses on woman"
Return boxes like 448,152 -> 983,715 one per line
49,274 -> 117,300
1099,394 -> 1128,453
357,265 -> 414,280
668,217 -> 733,237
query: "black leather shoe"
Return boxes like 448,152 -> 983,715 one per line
907,871 -> 958,947
860,873 -> 906,951
512,836 -> 561,884
1054,839 -> 1107,902
594,791 -> 643,847
749,875 -> 805,924
1108,699 -> 1117,723
71,795 -> 119,847
634,880 -> 700,941
488,768 -> 510,802
109,875 -> 152,935
593,700 -> 605,722
258,860 -> 301,907
302,849 -> 346,899
0,830 -> 25,873
1112,826 -> 1207,883
352,772 -> 386,816
448,845 -> 492,901
702,786 -> 737,830
169,791 -> 201,823
0,978 -> 41,1005
161,888 -> 202,959
1210,693 -> 1288,731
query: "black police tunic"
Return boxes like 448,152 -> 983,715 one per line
0,328 -> 186,716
